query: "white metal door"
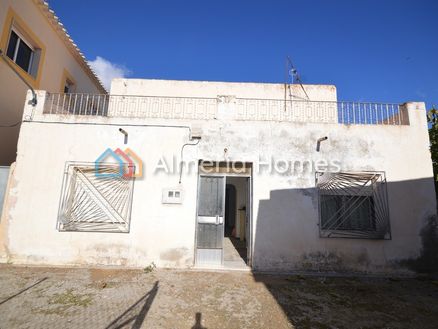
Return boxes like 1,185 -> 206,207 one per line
196,176 -> 225,266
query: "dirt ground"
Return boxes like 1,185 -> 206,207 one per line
0,265 -> 437,329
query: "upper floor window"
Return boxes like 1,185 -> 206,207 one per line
60,69 -> 76,93
1,8 -> 45,86
64,79 -> 74,93
6,30 -> 34,74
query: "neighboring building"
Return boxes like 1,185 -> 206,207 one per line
0,0 -> 106,166
0,78 -> 435,274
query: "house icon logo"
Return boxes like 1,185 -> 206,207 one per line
95,148 -> 143,178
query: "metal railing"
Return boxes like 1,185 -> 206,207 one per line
44,93 -> 110,116
42,93 -> 409,125
336,102 -> 406,125
43,93 -> 217,120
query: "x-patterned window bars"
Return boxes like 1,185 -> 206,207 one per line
316,171 -> 391,239
57,162 -> 134,233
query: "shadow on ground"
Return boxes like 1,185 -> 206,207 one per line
253,273 -> 438,329
0,277 -> 48,306
105,281 -> 159,329
191,312 -> 207,329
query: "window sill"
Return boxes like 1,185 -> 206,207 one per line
319,229 -> 390,240
3,55 -> 39,89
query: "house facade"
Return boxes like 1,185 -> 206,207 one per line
0,0 -> 105,166
0,79 -> 435,274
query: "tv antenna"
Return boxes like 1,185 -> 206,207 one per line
285,56 -> 310,100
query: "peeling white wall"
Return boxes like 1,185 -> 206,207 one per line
0,83 -> 435,273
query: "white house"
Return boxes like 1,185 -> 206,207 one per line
0,78 -> 435,274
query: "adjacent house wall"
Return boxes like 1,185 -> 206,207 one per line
0,0 -> 104,166
0,85 -> 435,274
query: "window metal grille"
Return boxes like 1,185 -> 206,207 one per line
316,171 -> 391,239
57,162 -> 134,233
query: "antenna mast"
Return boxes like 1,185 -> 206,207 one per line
286,56 -> 310,100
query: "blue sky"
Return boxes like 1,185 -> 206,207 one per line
50,0 -> 437,108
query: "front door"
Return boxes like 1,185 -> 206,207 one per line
196,175 -> 225,266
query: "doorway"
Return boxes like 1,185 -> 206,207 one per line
195,168 -> 251,269
223,177 -> 249,269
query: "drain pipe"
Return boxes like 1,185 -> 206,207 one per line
316,136 -> 328,152
0,49 -> 37,106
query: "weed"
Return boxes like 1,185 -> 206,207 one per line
143,262 -> 156,273
49,289 -> 92,307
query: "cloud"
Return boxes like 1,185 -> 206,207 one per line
88,56 -> 131,91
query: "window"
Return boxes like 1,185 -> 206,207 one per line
64,80 -> 73,93
57,162 -> 134,233
320,195 -> 376,231
7,30 -> 32,72
316,172 -> 390,239
6,29 -> 40,77
1,9 -> 45,87
60,69 -> 76,93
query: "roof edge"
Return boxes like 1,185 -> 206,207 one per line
34,0 -> 107,94
112,78 -> 337,89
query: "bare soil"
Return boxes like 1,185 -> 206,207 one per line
0,265 -> 437,328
